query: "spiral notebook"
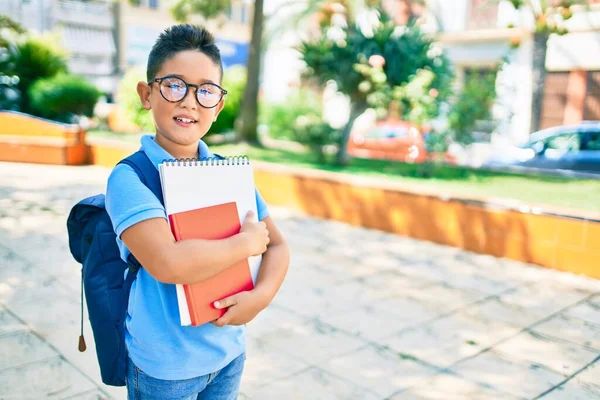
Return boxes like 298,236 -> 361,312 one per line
159,156 -> 261,326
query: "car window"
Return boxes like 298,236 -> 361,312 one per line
583,131 -> 600,151
366,125 -> 410,139
544,132 -> 580,152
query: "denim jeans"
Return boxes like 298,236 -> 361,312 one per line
126,353 -> 245,400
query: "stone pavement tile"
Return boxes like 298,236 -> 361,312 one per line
0,243 -> 39,306
0,306 -> 28,335
358,270 -> 433,297
313,252 -> 401,279
380,311 -> 521,369
495,282 -> 592,319
564,300 -> 600,325
450,351 -> 569,399
463,295 -> 549,328
260,318 -> 366,365
0,356 -> 97,399
240,338 -> 311,391
60,389 -> 112,400
541,380 -> 600,399
492,331 -> 600,377
389,260 -> 453,284
322,344 -> 440,398
325,296 -> 443,342
389,372 -> 520,400
284,262 -> 350,289
575,360 -> 600,386
272,276 -> 395,318
244,367 -> 380,400
0,331 -> 57,370
246,305 -> 309,339
2,274 -> 80,343
431,268 -> 518,296
399,282 -> 489,312
0,215 -> 81,292
533,314 -> 600,351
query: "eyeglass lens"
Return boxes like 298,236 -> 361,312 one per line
159,77 -> 222,108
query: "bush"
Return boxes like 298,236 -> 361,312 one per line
292,115 -> 340,163
0,35 -> 67,113
117,67 -> 154,132
29,74 -> 100,123
260,89 -> 322,140
209,65 -> 246,135
448,69 -> 498,145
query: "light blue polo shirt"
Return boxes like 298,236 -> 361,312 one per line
105,135 -> 269,380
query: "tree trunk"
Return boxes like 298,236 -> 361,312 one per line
335,102 -> 365,166
530,32 -> 549,134
235,0 -> 264,145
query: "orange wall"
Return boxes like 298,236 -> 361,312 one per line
0,111 -> 80,140
0,111 -> 87,165
252,162 -> 600,279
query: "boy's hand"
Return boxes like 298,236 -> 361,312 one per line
211,290 -> 266,327
240,211 -> 269,256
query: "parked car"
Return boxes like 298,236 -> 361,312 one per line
484,122 -> 600,174
347,120 -> 457,164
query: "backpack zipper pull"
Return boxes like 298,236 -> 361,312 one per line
78,268 -> 87,352
79,335 -> 87,352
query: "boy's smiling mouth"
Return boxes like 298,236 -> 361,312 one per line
173,115 -> 198,126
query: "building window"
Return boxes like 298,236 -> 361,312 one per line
240,3 -> 247,24
467,0 -> 498,30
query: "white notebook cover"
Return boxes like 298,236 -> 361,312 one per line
158,157 -> 262,326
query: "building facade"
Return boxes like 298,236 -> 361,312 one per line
423,0 -> 600,144
0,0 -> 119,96
0,0 -> 253,98
118,0 -> 252,74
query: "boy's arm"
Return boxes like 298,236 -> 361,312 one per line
120,213 -> 267,284
212,216 -> 290,327
108,164 -> 268,284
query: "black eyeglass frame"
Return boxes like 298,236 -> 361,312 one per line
148,75 -> 228,109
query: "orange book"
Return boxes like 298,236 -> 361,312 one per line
168,202 -> 254,326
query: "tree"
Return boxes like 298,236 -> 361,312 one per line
299,5 -> 452,165
169,0 -> 264,145
502,0 -> 586,133
235,0 -> 263,145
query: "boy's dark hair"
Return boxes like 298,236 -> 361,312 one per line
147,24 -> 223,82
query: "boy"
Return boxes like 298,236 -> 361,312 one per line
105,24 -> 289,399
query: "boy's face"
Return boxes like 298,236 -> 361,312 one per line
137,50 -> 224,148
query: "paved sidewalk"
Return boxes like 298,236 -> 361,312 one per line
1,161 -> 599,400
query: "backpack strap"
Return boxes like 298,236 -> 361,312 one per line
116,151 -> 163,275
119,151 -> 164,202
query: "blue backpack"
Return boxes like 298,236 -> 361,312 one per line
66,151 -> 162,386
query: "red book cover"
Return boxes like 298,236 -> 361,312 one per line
168,201 -> 254,326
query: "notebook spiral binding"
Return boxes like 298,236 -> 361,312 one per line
163,156 -> 250,167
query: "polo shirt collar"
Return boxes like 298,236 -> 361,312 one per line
140,134 -> 213,169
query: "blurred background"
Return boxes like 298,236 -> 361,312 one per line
1,0 -> 600,210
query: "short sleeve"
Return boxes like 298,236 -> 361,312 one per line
106,164 -> 167,237
255,188 -> 269,220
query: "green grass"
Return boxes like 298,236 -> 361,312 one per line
87,130 -> 600,213
87,129 -> 144,144
212,142 -> 600,213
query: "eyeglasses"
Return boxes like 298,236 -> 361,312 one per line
148,75 -> 227,109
